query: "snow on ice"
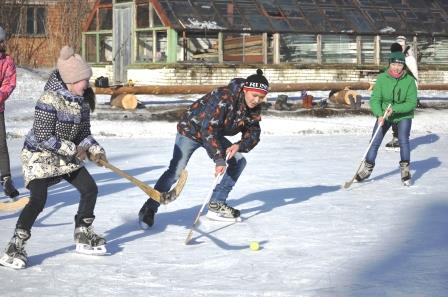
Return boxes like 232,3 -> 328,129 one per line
0,67 -> 447,297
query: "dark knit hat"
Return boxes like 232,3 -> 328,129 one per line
390,42 -> 403,53
57,46 -> 92,84
244,69 -> 269,94
389,51 -> 405,65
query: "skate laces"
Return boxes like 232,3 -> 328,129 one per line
7,236 -> 28,258
358,162 -> 373,178
85,226 -> 103,242
76,226 -> 105,245
9,245 -> 27,258
209,201 -> 239,216
400,162 -> 411,180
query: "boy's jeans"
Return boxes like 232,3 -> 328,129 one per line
147,133 -> 246,212
366,118 -> 412,164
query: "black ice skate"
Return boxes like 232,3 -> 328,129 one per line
355,161 -> 374,182
400,161 -> 412,186
1,176 -> 19,199
0,228 -> 30,269
74,217 -> 106,255
206,201 -> 241,222
385,137 -> 400,152
138,200 -> 155,229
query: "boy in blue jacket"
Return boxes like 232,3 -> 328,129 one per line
139,69 -> 269,228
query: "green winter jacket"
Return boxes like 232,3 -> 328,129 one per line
370,70 -> 417,123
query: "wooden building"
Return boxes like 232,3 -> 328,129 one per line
0,0 -> 96,67
82,0 -> 448,85
2,1 -> 448,85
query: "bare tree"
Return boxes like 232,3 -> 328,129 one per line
0,0 -> 92,67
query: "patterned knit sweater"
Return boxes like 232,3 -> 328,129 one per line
21,71 -> 104,187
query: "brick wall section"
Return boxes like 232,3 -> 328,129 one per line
7,4 -> 61,67
92,65 -> 448,86
7,1 -> 95,67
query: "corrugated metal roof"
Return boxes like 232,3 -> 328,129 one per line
153,0 -> 448,35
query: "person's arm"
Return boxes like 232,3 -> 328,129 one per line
75,103 -> 99,147
74,103 -> 106,163
0,57 -> 16,105
237,120 -> 261,153
369,76 -> 385,118
200,95 -> 228,166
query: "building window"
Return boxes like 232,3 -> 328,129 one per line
135,2 -> 166,63
7,5 -> 47,36
136,31 -> 153,62
280,34 -> 317,64
178,33 -> 219,63
322,35 -> 357,64
84,3 -> 113,64
84,32 -> 113,64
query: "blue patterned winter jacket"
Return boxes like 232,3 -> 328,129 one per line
177,78 -> 261,166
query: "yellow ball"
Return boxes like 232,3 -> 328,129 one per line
249,241 -> 260,251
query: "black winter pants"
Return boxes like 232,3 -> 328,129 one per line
0,112 -> 11,178
17,167 -> 98,231
391,123 -> 398,138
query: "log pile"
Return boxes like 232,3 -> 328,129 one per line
93,82 -> 373,95
110,94 -> 138,110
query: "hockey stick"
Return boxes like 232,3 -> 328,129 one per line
98,160 -> 188,204
0,196 -> 30,212
185,155 -> 229,245
343,104 -> 392,189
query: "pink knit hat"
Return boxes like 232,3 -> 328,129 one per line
57,46 -> 92,84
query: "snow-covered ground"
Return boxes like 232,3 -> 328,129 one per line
0,68 -> 447,296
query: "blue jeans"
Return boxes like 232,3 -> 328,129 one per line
366,118 -> 412,164
147,133 -> 247,211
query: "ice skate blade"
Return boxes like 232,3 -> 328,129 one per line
353,178 -> 373,184
139,220 -> 150,230
205,211 -> 242,222
0,254 -> 26,269
385,147 -> 400,152
402,180 -> 412,187
138,213 -> 153,230
75,244 -> 107,255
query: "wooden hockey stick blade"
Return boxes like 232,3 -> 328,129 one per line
343,178 -> 355,189
99,160 -> 188,204
185,229 -> 194,245
0,196 -> 30,212
159,169 -> 188,205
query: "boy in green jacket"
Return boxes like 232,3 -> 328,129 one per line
356,51 -> 417,186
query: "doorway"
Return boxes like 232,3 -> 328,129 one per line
113,3 -> 133,84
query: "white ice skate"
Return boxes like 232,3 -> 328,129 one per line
385,137 -> 400,152
74,226 -> 107,256
402,179 -> 412,187
205,201 -> 242,222
205,211 -> 242,222
0,228 -> 30,269
75,243 -> 107,255
0,253 -> 26,269
400,161 -> 412,187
